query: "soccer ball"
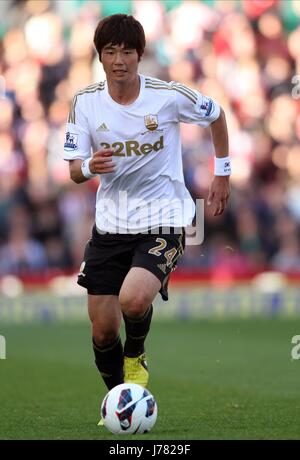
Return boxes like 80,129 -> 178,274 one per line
100,383 -> 158,434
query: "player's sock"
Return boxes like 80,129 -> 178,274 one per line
92,336 -> 124,390
123,304 -> 153,357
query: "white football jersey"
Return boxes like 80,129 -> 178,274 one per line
64,75 -> 220,233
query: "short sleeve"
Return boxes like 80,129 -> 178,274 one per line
172,82 -> 220,127
63,94 -> 92,161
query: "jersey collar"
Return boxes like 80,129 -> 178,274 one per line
104,74 -> 145,109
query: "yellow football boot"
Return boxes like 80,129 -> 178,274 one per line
97,418 -> 104,427
124,353 -> 149,388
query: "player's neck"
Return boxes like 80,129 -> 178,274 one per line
107,74 -> 140,105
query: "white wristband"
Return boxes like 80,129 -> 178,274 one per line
81,158 -> 96,179
214,156 -> 231,176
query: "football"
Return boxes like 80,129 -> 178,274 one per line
100,383 -> 158,434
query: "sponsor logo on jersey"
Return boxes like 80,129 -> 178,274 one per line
97,122 -> 109,132
144,114 -> 158,131
100,135 -> 164,157
64,131 -> 78,150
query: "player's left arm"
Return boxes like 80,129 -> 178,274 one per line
207,108 -> 230,216
174,85 -> 231,217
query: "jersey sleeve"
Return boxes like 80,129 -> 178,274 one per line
172,82 -> 220,127
63,94 -> 92,161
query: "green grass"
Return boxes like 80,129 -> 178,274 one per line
0,318 -> 300,439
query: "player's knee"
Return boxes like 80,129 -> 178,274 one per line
119,292 -> 150,318
92,323 -> 119,347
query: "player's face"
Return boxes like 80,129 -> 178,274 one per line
101,44 -> 139,83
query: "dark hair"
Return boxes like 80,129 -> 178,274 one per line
94,14 -> 146,62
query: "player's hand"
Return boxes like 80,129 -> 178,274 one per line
89,149 -> 116,174
207,176 -> 230,216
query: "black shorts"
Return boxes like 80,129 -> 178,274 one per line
77,225 -> 185,301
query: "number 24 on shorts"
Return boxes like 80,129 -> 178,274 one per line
148,238 -> 177,267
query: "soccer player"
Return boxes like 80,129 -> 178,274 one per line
64,14 -> 230,421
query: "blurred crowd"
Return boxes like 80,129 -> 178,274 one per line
0,0 -> 300,279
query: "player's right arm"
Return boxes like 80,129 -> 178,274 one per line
64,93 -> 116,184
69,150 -> 116,184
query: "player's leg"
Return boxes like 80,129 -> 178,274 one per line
119,267 -> 160,386
119,267 -> 159,355
119,228 -> 185,386
77,226 -> 134,389
88,294 -> 124,390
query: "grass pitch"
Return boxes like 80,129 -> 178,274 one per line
0,318 -> 299,440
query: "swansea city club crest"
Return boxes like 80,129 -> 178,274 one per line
144,114 -> 158,131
